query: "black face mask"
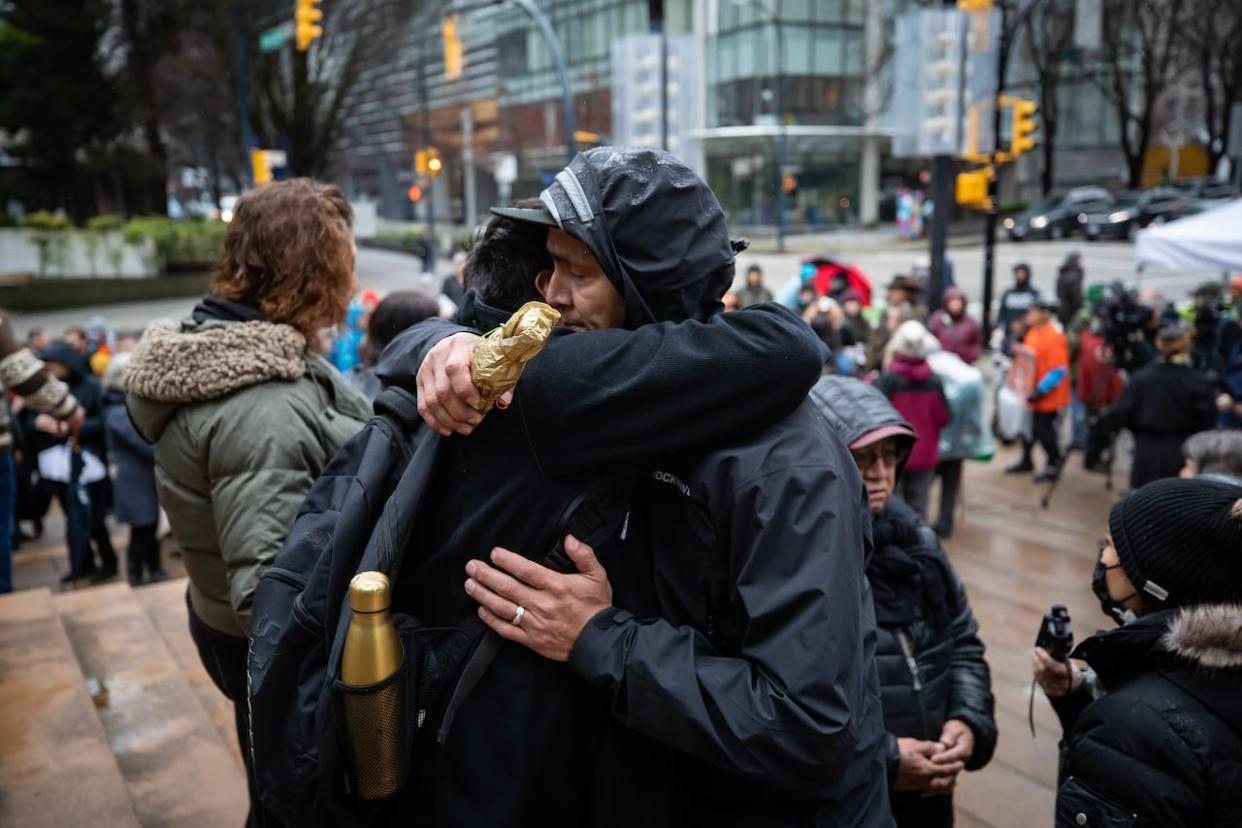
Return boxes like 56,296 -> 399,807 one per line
1092,558 -> 1138,626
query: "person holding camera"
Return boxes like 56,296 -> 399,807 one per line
1033,477 -> 1242,827
811,376 -> 996,828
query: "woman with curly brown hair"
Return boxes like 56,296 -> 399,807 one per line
126,178 -> 371,824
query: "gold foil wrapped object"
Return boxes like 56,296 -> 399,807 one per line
469,301 -> 560,415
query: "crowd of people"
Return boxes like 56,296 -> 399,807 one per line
2,153 -> 1240,828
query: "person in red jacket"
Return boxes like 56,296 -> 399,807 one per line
874,320 -> 950,518
928,287 -> 982,365
1007,298 -> 1070,481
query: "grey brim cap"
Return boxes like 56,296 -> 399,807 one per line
489,205 -> 558,227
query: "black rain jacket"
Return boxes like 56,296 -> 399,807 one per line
1051,604 -> 1242,827
569,398 -> 894,827
375,149 -> 826,828
376,292 -> 823,827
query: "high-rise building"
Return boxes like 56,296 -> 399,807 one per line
335,1 -> 893,229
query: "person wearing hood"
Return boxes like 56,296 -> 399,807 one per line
736,263 -> 774,307
0,312 -> 83,593
1181,429 -> 1242,485
1008,298 -> 1070,481
345,290 -> 438,401
928,287 -> 981,365
29,339 -> 118,584
841,287 -> 872,347
810,376 -> 996,828
874,320 -> 950,518
995,263 -> 1040,355
400,149 -> 890,827
101,352 -> 164,586
1033,477 -> 1242,827
125,179 -> 372,824
1104,324 -> 1217,490
1055,252 -> 1084,329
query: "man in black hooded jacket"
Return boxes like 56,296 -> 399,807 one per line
408,148 -> 891,827
372,187 -> 828,826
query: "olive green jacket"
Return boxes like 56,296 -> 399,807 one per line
127,317 -> 370,637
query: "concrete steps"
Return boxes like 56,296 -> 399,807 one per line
0,588 -> 140,828
131,578 -> 242,760
51,581 -> 248,828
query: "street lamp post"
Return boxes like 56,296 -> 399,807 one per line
502,0 -> 577,165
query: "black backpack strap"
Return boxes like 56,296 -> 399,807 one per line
373,386 -> 421,432
435,472 -> 639,745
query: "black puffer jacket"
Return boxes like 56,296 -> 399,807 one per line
810,376 -> 996,825
1052,604 -> 1242,827
870,498 -> 996,777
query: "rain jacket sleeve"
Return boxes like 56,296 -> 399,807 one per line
943,567 -> 997,770
204,392 -> 329,632
567,458 -> 870,791
379,303 -> 825,478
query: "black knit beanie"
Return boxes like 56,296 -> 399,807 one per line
1108,478 -> 1242,608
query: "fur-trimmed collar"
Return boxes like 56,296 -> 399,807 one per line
126,318 -> 307,403
1163,603 -> 1242,670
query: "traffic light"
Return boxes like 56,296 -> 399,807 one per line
955,166 -> 993,211
295,0 -> 323,52
415,148 -> 442,176
1007,96 -> 1038,160
250,148 -> 272,186
407,184 -> 423,203
956,0 -> 992,10
443,15 -> 463,80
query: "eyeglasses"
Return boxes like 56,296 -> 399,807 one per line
851,446 -> 902,471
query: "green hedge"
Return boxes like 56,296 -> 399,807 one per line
0,272 -> 210,312
16,212 -> 226,274
121,216 -> 225,269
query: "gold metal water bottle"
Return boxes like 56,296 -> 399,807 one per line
341,571 -> 405,799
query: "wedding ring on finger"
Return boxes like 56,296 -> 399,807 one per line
510,605 -> 525,626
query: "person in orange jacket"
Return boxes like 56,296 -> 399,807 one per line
1007,298 -> 1070,481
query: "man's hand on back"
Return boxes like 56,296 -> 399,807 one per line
464,535 -> 612,662
416,332 -> 513,436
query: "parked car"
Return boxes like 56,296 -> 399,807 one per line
1002,186 -> 1113,241
1079,188 -> 1180,240
1170,177 -> 1239,201
1151,196 -> 1237,226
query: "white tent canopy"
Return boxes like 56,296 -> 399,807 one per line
1134,198 -> 1242,272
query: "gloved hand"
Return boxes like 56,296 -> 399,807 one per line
1027,390 -> 1043,404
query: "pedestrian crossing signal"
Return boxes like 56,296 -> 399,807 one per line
295,0 -> 323,52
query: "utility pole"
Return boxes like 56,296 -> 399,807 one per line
231,2 -> 257,188
980,0 -> 1010,338
928,0 -> 966,314
649,1 -> 668,150
417,21 -> 435,265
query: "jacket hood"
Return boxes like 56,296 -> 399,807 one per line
890,354 -> 933,382
125,316 -> 307,440
1163,603 -> 1242,670
941,287 -> 967,312
40,341 -> 91,384
809,375 -> 917,453
536,147 -> 735,328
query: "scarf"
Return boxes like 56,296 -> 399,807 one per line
868,504 -> 955,629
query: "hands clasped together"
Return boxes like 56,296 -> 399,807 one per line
894,719 -> 975,797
